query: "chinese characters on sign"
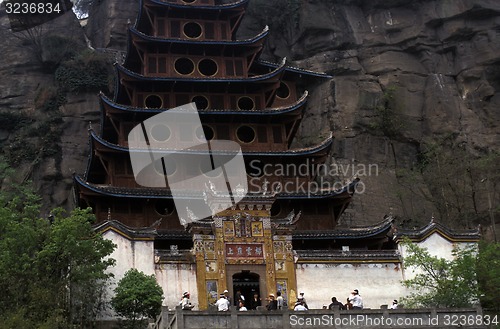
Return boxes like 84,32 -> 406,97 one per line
225,243 -> 264,258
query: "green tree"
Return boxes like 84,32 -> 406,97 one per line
476,241 -> 500,311
0,158 -> 116,328
400,238 -> 479,308
111,268 -> 164,329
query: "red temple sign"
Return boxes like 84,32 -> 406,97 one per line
225,243 -> 264,258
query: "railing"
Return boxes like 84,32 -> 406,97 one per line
154,305 -> 488,329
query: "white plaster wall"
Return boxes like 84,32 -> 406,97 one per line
398,232 -> 477,297
155,263 -> 198,310
99,231 -> 156,319
296,262 -> 405,310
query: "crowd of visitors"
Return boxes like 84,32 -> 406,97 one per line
180,288 -> 398,311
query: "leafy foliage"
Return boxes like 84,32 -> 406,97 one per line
0,165 -> 116,328
476,241 -> 500,311
111,269 -> 164,329
396,136 -> 499,229
55,50 -> 113,93
370,86 -> 405,138
400,238 -> 479,308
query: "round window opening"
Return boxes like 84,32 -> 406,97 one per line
192,95 -> 209,110
150,124 -> 171,142
181,0 -> 196,3
236,125 -> 255,143
276,82 -> 290,99
144,94 -> 163,108
155,199 -> 175,215
183,22 -> 202,39
195,125 -> 214,141
270,202 -> 281,217
199,160 -> 222,178
237,96 -> 255,111
174,57 -> 195,75
198,59 -> 218,76
154,157 -> 176,177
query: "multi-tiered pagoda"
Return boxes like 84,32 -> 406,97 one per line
74,0 -> 402,309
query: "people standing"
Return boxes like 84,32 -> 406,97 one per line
238,300 -> 248,311
348,289 -> 363,310
298,292 -> 309,309
249,292 -> 261,310
328,297 -> 344,311
215,293 -> 230,311
390,300 -> 398,309
235,289 -> 245,306
180,291 -> 195,310
293,300 -> 308,311
276,291 -> 284,310
266,293 -> 278,310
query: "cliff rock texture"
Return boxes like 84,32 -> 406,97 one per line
0,0 -> 498,232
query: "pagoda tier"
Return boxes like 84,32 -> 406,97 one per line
74,175 -> 358,231
124,27 -> 268,79
84,129 -> 333,188
114,60 -> 286,109
136,0 -> 249,40
99,92 -> 308,148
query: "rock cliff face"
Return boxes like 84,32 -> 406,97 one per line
0,0 -> 498,230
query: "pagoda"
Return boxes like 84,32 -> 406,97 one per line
74,0 -> 372,309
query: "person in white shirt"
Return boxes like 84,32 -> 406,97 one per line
180,292 -> 194,310
294,301 -> 308,311
215,294 -> 230,311
348,289 -> 363,310
276,291 -> 284,310
390,300 -> 398,309
238,300 -> 248,311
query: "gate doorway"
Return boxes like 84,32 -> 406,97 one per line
232,271 -> 260,309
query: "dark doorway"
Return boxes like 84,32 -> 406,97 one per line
233,271 -> 260,309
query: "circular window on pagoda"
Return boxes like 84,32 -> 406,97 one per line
181,0 -> 196,3
237,96 -> 255,111
155,199 -> 175,215
198,59 -> 218,77
199,159 -> 222,178
174,57 -> 195,75
144,94 -> 163,108
183,22 -> 203,39
276,82 -> 290,99
192,95 -> 209,110
195,124 -> 214,141
236,125 -> 256,144
153,157 -> 176,177
150,123 -> 171,142
270,202 -> 282,217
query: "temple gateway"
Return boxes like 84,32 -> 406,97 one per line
74,0 -> 480,312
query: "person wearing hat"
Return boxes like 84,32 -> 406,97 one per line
266,293 -> 278,310
390,300 -> 398,309
223,289 -> 231,305
180,292 -> 194,310
298,292 -> 309,310
215,293 -> 230,311
348,289 -> 363,310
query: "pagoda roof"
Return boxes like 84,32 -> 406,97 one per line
116,57 -> 286,83
94,220 -> 191,241
128,25 -> 268,47
293,216 -> 394,240
99,91 -> 308,116
394,220 -> 480,243
142,0 -> 248,11
295,249 -> 401,263
89,129 -> 333,157
254,59 -> 332,80
74,174 -> 359,200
